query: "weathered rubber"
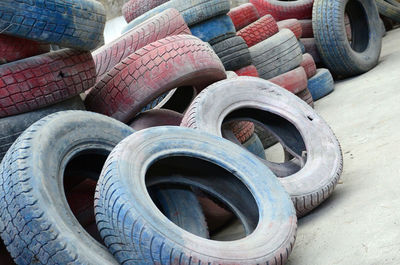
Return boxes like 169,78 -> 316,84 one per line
122,0 -> 169,23
300,38 -> 322,64
300,53 -> 317,78
130,109 -> 183,130
249,0 -> 314,20
235,65 -> 259,77
0,0 -> 106,51
228,3 -> 260,30
269,67 -> 308,94
237,14 -> 279,47
224,121 -> 255,143
86,35 -> 226,123
296,87 -> 314,108
254,123 -> 278,149
250,29 -> 303,79
0,35 -> 50,64
298,40 -> 306,53
299,19 -> 313,38
376,0 -> 400,23
190,15 -> 236,43
0,49 -> 96,118
95,126 -> 297,264
93,8 -> 191,82
277,19 -> 303,39
242,133 -> 267,159
308,68 -> 334,100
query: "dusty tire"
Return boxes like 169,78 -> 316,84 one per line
0,35 -> 50,64
0,0 -> 106,51
300,53 -> 317,78
122,0 -> 169,23
130,109 -> 183,130
254,123 -> 279,149
298,40 -> 306,53
95,126 -> 297,264
85,35 -> 226,123
243,133 -> 267,159
211,35 -> 252,71
181,77 -> 343,217
308,68 -> 335,100
300,38 -> 322,64
313,0 -> 382,77
237,15 -> 279,47
376,0 -> 400,23
249,0 -> 314,20
190,15 -> 236,43
93,8 -> 191,82
0,49 -> 96,118
224,121 -> 255,143
296,87 -> 314,108
277,19 -> 303,39
235,65 -> 259,77
228,3 -> 260,30
299,19 -> 313,38
269,67 -> 308,94
250,29 -> 303,80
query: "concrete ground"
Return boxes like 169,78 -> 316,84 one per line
287,28 -> 400,265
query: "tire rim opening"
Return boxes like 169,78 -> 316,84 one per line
346,0 -> 370,53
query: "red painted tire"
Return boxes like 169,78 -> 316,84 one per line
296,87 -> 314,108
249,0 -> 314,20
225,121 -> 255,143
130,109 -> 183,130
277,19 -> 303,39
228,3 -> 260,30
300,53 -> 317,78
299,19 -> 313,38
237,15 -> 279,48
0,49 -> 95,118
85,35 -> 226,123
235,65 -> 259,77
122,0 -> 169,23
93,9 -> 190,83
300,38 -> 322,64
0,35 -> 50,64
269,67 -> 308,94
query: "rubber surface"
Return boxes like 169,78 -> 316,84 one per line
0,49 -> 96,118
122,0 -> 169,23
298,39 -> 306,53
228,3 -> 260,30
277,19 -> 303,39
237,14 -> 279,47
269,66 -> 308,94
224,121 -> 255,143
308,68 -> 334,100
190,15 -> 236,43
93,8 -> 191,82
254,123 -> 278,149
0,0 -> 106,51
300,53 -> 317,78
0,35 -> 50,64
95,126 -> 297,264
242,133 -> 267,159
296,87 -> 314,108
122,0 -> 231,33
299,19 -> 313,38
249,0 -> 314,20
130,109 -> 183,130
313,0 -> 382,77
376,0 -> 400,23
300,38 -> 322,64
181,77 -> 343,217
235,65 -> 259,77
211,35 -> 252,71
250,29 -> 303,79
86,35 -> 226,123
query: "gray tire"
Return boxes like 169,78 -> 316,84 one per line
212,35 -> 252,71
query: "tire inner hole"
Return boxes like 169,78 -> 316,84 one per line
346,0 -> 370,52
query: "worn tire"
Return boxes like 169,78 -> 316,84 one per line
181,77 -> 343,217
277,19 -> 303,39
95,126 -> 297,264
122,0 -> 169,23
228,3 -> 260,30
298,40 -> 306,53
93,8 -> 191,82
313,0 -> 382,77
224,121 -> 255,143
130,109 -> 183,130
254,123 -> 279,149
237,15 -> 279,47
211,35 -> 252,71
269,67 -> 308,94
190,15 -> 236,43
122,0 -> 231,33
235,65 -> 259,77
0,35 -> 50,64
250,29 -> 303,80
249,0 -> 314,20
0,49 -> 96,118
243,133 -> 267,159
308,68 -> 334,100
0,0 -> 106,51
299,19 -> 313,37
296,87 -> 314,107
300,53 -> 317,78
85,35 -> 226,123
376,0 -> 400,22
300,38 -> 322,64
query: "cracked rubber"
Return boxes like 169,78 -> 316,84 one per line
122,0 -> 169,23
249,0 -> 314,20
237,14 -> 279,48
228,3 -> 260,30
0,35 -> 50,64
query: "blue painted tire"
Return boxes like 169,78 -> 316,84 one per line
0,0 -> 106,51
312,0 -> 382,77
190,15 -> 236,43
122,0 -> 231,34
308,68 -> 334,100
243,133 -> 266,159
95,126 -> 297,264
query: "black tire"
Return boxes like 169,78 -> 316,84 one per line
0,0 -> 106,51
212,35 -> 252,71
0,97 -> 85,163
254,123 -> 279,149
312,0 -> 382,77
376,0 -> 400,22
250,29 -> 303,79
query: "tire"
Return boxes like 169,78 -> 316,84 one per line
254,123 -> 279,149
250,29 -> 303,80
95,126 -> 297,264
228,3 -> 260,30
249,0 -> 314,20
224,121 -> 255,143
122,0 -> 169,23
93,8 -> 191,82
0,35 -> 50,64
0,0 -> 106,51
313,0 -> 382,77
296,87 -> 314,108
308,68 -> 335,100
130,109 -> 183,130
242,133 -> 266,159
226,71 -> 239,79
211,35 -> 252,71
235,65 -> 259,77
85,35 -> 226,123
376,0 -> 400,22
277,19 -> 303,39
0,96 -> 85,163
299,19 -> 313,38
300,53 -> 317,78
181,77 -> 343,217
237,14 -> 279,48
122,0 -> 231,33
300,38 -> 322,64
344,13 -> 352,41
0,49 -> 96,118
298,40 -> 306,53
268,66 -> 308,94
190,15 -> 236,43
